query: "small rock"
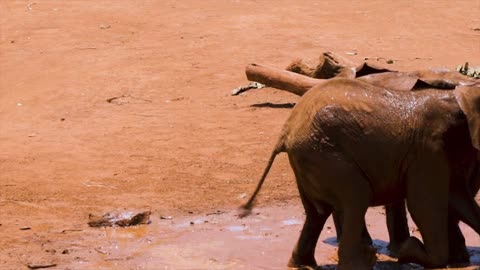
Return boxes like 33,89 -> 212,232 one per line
231,82 -> 265,96
62,249 -> 69,254
386,59 -> 395,64
99,24 -> 111,29
27,263 -> 57,269
27,2 -> 36,11
88,211 -> 151,227
20,227 -> 31,230
169,97 -> 185,102
206,210 -> 225,216
160,216 -> 172,220
94,248 -> 107,254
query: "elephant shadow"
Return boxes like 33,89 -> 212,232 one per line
318,262 -> 421,270
469,246 -> 480,265
323,237 -> 392,256
250,102 -> 296,109
321,237 -> 480,269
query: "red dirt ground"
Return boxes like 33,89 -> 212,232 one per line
1,1 -> 479,269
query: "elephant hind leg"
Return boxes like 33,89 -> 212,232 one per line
288,202 -> 332,268
288,191 -> 332,268
398,165 -> 449,268
333,210 -> 372,246
336,176 -> 376,270
289,154 -> 375,269
337,204 -> 377,270
288,165 -> 332,269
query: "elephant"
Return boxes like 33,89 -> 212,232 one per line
236,51 -> 479,96
285,51 -> 478,89
240,58 -> 480,260
239,79 -> 480,269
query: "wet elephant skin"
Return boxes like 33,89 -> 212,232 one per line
242,79 -> 480,269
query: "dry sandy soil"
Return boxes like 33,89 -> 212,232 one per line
1,1 -> 479,269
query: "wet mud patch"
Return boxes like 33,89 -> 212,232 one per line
60,204 -> 479,269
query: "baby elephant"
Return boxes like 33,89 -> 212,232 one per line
240,78 -> 480,270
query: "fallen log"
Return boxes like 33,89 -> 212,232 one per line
245,63 -> 322,96
245,63 -> 479,97
245,63 -> 417,95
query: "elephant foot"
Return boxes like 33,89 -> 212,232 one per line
448,249 -> 470,267
338,245 -> 376,270
386,241 -> 402,258
397,236 -> 448,268
287,255 -> 317,270
287,266 -> 318,270
397,237 -> 425,265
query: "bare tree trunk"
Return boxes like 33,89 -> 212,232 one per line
246,64 -> 323,96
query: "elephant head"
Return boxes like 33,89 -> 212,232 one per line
454,85 -> 480,151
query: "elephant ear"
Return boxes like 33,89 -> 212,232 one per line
454,85 -> 480,150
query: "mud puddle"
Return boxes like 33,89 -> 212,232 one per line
57,204 -> 480,270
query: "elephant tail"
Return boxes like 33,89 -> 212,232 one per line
238,140 -> 286,218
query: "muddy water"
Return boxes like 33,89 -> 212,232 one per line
61,203 -> 480,270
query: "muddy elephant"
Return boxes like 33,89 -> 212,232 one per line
240,79 -> 480,269
239,57 -> 480,261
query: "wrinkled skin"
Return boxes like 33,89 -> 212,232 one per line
241,79 -> 480,269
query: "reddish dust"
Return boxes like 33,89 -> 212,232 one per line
0,1 -> 479,269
